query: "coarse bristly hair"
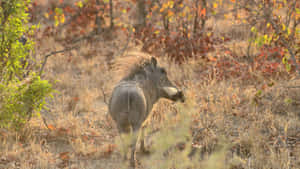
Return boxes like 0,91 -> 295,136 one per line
112,50 -> 156,83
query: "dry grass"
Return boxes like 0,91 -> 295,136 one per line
0,6 -> 300,169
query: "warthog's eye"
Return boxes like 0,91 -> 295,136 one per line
160,68 -> 166,74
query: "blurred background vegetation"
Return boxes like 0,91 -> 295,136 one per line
0,0 -> 299,168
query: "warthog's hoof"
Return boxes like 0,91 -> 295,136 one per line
140,147 -> 151,155
130,159 -> 136,168
122,154 -> 127,160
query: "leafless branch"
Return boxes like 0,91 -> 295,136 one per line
39,45 -> 79,76
39,31 -> 98,76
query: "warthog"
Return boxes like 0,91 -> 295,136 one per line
109,54 -> 184,167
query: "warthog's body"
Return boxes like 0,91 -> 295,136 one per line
109,56 -> 184,167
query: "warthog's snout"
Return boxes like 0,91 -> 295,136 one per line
175,90 -> 185,102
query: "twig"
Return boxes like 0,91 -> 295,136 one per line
285,86 -> 300,88
42,116 -> 50,130
72,31 -> 97,43
113,27 -> 133,58
101,86 -> 108,105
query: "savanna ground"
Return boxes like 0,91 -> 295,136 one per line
0,0 -> 300,169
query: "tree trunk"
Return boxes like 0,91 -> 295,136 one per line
95,0 -> 104,34
109,0 -> 114,29
200,0 -> 207,30
193,0 -> 200,37
135,0 -> 147,32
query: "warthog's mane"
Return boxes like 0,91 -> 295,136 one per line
112,51 -> 155,82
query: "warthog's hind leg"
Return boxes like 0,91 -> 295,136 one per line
119,133 -> 129,160
117,124 -> 131,160
130,128 -> 139,168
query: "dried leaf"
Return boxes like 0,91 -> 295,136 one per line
199,8 -> 206,17
82,135 -> 89,141
47,124 -> 56,130
59,152 -> 70,161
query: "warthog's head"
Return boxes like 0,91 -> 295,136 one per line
144,57 -> 185,102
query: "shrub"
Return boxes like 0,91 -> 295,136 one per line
0,0 -> 53,130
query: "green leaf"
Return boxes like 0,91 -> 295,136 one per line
255,36 -> 264,47
77,1 -> 83,8
284,98 -> 293,105
55,7 -> 63,15
296,8 -> 300,14
263,34 -> 268,43
256,90 -> 262,97
282,57 -> 287,64
285,63 -> 291,72
287,28 -> 291,36
282,23 -> 286,31
168,1 -> 174,8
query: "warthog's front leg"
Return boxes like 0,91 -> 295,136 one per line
139,126 -> 150,154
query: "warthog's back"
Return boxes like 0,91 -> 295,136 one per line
109,81 -> 147,131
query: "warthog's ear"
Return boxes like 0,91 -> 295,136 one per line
151,57 -> 157,67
